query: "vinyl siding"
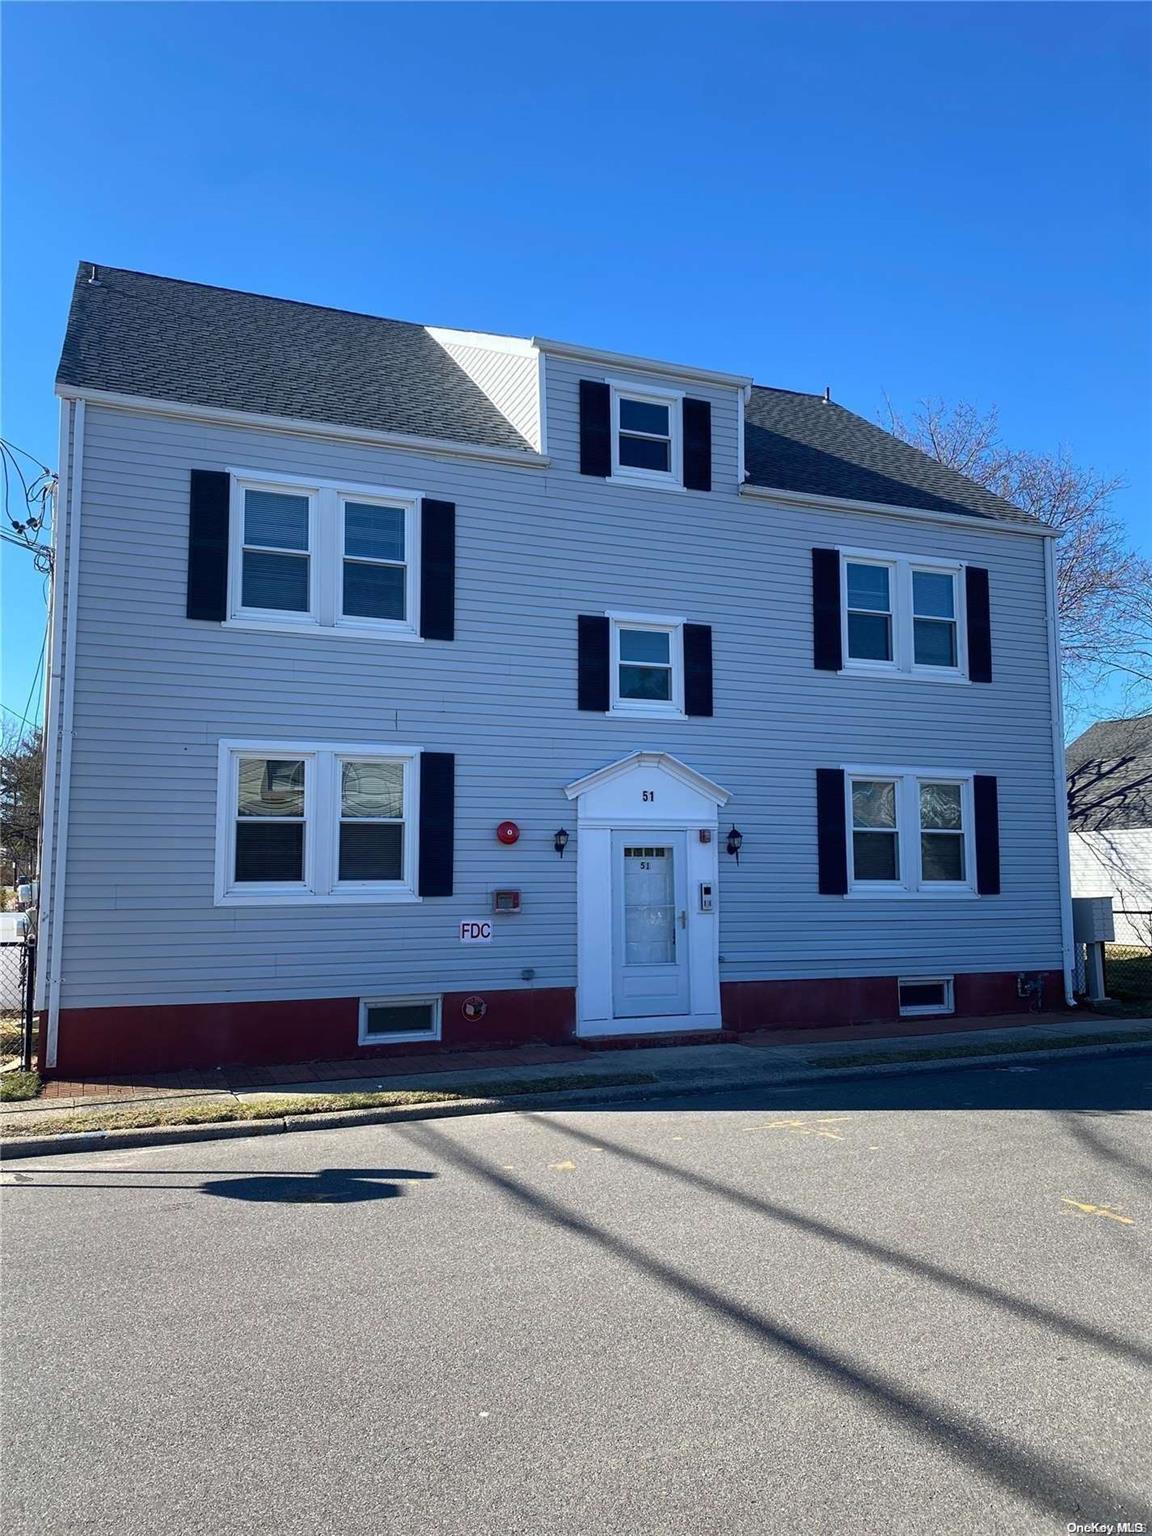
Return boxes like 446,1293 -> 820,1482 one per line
426,332 -> 541,450
53,377 -> 1064,1009
1070,829 -> 1152,943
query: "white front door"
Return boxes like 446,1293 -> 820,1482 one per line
612,831 -> 691,1018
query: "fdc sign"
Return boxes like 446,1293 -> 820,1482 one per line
459,920 -> 493,944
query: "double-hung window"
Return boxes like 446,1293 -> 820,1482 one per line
218,742 -> 418,904
608,614 -> 685,716
846,771 -> 974,895
841,551 -> 965,677
230,475 -> 419,637
240,488 -> 313,614
610,384 -> 683,485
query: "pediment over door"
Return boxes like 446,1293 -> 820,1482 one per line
564,751 -> 730,826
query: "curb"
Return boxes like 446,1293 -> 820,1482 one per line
2,1035 -> 1150,1162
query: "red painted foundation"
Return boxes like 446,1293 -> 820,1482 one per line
43,967 -> 1066,1077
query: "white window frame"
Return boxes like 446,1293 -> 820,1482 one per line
358,995 -> 442,1046
227,471 -> 423,641
215,739 -> 421,905
608,380 -> 684,488
898,977 -> 955,1017
607,610 -> 685,719
844,768 -> 977,898
839,548 -> 968,681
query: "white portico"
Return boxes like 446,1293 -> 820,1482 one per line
564,752 -> 731,1037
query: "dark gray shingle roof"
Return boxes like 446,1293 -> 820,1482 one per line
58,264 -> 1035,524
57,264 -> 534,453
744,386 -> 1033,523
1066,716 -> 1152,832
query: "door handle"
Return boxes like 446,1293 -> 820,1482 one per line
679,910 -> 687,929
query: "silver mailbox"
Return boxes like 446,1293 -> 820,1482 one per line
1072,896 -> 1115,944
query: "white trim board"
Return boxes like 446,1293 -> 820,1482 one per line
739,481 -> 1058,538
534,335 -> 752,389
565,751 -> 731,807
55,386 -> 550,469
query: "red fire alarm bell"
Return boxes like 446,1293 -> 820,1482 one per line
496,821 -> 520,845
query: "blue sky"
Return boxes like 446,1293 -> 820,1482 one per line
2,2 -> 1149,733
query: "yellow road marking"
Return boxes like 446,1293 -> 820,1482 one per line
741,1116 -> 851,1139
1061,1198 -> 1135,1225
549,1160 -> 577,1172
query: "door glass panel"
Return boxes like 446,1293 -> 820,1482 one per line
623,846 -> 676,965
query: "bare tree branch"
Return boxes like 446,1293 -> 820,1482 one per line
883,398 -> 1151,705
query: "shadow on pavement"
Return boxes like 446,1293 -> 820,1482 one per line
644,1049 -> 1152,1113
398,1119 -> 1152,1527
1052,1110 -> 1152,1186
3,1167 -> 438,1204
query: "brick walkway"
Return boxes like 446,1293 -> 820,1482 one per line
36,1009 -> 1078,1104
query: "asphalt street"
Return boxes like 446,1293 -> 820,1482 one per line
3,1052 -> 1150,1536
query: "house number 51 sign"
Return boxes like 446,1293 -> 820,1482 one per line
642,789 -> 655,802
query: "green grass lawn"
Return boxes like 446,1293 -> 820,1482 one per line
0,1070 -> 656,1138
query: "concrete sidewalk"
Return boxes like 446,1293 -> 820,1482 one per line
4,1010 -> 1150,1134
32,1008 -> 1111,1108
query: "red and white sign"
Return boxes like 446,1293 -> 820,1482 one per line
459,920 -> 493,944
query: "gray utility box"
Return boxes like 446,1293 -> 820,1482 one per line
1072,896 -> 1116,944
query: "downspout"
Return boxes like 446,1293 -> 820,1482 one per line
33,403 -> 70,1020
1044,533 -> 1076,1006
43,397 -> 85,1068
738,383 -> 750,485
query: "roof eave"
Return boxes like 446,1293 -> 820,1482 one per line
55,384 -> 550,468
532,335 -> 752,390
739,479 -> 1054,537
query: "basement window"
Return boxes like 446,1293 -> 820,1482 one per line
359,997 -> 442,1045
898,977 -> 954,1017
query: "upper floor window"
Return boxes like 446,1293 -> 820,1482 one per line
841,551 -> 965,677
229,475 -> 419,637
610,384 -> 683,486
847,771 -> 974,895
217,742 -> 419,905
608,614 -> 685,717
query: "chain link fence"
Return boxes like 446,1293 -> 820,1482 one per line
0,939 -> 36,1072
1105,912 -> 1152,1004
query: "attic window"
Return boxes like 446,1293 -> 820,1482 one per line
610,385 -> 682,485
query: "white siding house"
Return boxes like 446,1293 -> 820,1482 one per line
36,264 -> 1072,1075
1067,716 -> 1152,945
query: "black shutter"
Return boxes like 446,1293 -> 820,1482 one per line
420,499 -> 455,640
816,768 -> 849,895
683,624 -> 713,716
683,398 -> 712,492
966,566 -> 992,683
187,470 -> 230,621
812,549 -> 843,672
577,616 -> 611,711
974,775 -> 1000,895
579,380 -> 612,477
418,752 -> 455,897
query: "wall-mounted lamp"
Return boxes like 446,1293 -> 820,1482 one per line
726,825 -> 743,863
554,828 -> 570,858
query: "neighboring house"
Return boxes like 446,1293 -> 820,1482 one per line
1067,716 -> 1152,945
36,262 -> 1073,1075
